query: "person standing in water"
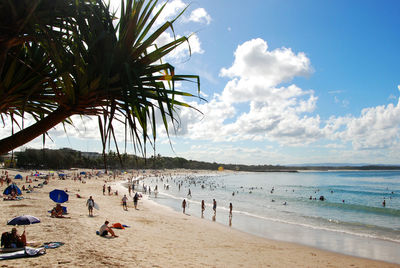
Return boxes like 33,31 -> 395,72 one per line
201,200 -> 205,217
213,199 -> 217,215
182,199 -> 187,214
229,202 -> 233,217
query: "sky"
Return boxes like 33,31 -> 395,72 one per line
4,0 -> 400,165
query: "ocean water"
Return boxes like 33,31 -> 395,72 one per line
138,170 -> 400,264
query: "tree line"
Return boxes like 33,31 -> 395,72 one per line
10,148 -> 400,172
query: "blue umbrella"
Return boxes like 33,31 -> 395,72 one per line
14,174 -> 22,179
7,215 -> 40,226
80,171 -> 86,175
3,184 -> 22,195
49,189 -> 69,203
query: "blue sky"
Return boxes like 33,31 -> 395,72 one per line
5,0 -> 400,165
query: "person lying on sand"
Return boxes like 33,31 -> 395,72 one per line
99,221 -> 118,237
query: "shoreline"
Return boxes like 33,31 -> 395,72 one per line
137,173 -> 400,265
0,168 -> 399,267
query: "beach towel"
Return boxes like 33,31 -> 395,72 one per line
0,247 -> 46,260
111,223 -> 125,229
42,242 -> 64,249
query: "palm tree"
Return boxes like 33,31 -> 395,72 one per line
0,0 -> 202,162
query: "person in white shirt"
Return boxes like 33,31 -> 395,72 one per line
86,196 -> 95,216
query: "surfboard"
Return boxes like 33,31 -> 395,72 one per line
94,202 -> 100,210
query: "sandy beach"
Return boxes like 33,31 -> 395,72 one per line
0,168 -> 398,268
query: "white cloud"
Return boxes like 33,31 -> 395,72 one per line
187,8 -> 211,24
155,32 -> 203,62
324,143 -> 346,149
169,38 -> 400,154
154,0 -> 187,27
172,38 -> 320,145
333,100 -> 400,150
220,38 -> 313,87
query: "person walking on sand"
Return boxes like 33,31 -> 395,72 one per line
122,194 -> 128,211
128,185 -> 131,196
107,185 -> 111,195
86,196 -> 95,216
213,199 -> 217,215
133,192 -> 139,210
103,184 -> 106,195
182,199 -> 187,214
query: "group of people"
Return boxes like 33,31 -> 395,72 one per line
1,228 -> 26,248
182,198 -> 233,218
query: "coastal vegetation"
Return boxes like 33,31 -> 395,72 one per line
0,0 -> 201,164
8,148 -> 400,171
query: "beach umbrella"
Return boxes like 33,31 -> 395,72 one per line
3,184 -> 22,195
14,174 -> 23,179
7,215 -> 40,231
49,189 -> 69,203
7,215 -> 40,226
